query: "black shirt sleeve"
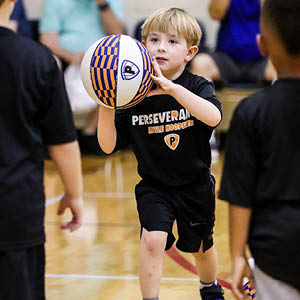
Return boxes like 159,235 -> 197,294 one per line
218,100 -> 257,207
39,57 -> 77,145
198,80 -> 222,115
192,77 -> 222,128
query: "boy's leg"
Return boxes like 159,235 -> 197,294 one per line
193,244 -> 225,299
139,228 -> 168,299
193,244 -> 218,283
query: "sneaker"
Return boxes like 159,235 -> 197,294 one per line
200,283 -> 225,300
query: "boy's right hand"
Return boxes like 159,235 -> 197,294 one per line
147,56 -> 176,97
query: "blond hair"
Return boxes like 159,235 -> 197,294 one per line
142,8 -> 202,47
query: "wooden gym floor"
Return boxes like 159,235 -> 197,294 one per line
44,149 -> 234,300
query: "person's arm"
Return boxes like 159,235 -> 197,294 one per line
96,0 -> 125,35
209,0 -> 231,20
97,106 -> 117,154
148,58 -> 221,127
48,141 -> 83,232
229,204 -> 253,300
40,32 -> 84,65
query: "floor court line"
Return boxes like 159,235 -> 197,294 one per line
46,274 -> 198,281
45,192 -> 134,207
46,220 -> 138,227
46,194 -> 64,206
83,192 -> 134,199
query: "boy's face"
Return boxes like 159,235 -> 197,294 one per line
144,31 -> 197,79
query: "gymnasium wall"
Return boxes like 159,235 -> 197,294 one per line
22,0 -> 219,49
123,0 -> 219,49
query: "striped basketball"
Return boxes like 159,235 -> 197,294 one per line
80,34 -> 153,109
243,281 -> 256,299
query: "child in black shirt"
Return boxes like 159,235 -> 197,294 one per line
98,7 -> 224,300
219,0 -> 300,298
0,0 -> 83,299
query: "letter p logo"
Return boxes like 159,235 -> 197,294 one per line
164,134 -> 180,150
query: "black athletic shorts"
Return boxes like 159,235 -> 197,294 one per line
135,176 -> 216,253
0,244 -> 45,300
211,51 -> 268,85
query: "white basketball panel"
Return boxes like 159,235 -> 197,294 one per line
116,35 -> 143,107
80,38 -> 113,109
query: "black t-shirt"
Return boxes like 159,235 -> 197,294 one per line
0,27 -> 77,250
219,79 -> 300,290
114,69 -> 221,187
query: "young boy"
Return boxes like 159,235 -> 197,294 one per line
98,7 -> 224,300
219,0 -> 300,299
0,0 -> 83,299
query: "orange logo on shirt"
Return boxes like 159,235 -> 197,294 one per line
164,134 -> 180,150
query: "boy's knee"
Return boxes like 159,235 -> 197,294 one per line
141,230 -> 167,254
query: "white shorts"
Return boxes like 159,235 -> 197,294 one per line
64,65 -> 97,114
253,264 -> 300,300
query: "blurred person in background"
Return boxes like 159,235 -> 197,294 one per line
39,0 -> 125,155
190,0 -> 276,88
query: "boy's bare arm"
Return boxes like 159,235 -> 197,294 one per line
209,0 -> 231,20
97,106 -> 117,154
149,58 -> 221,127
48,141 -> 83,232
167,83 -> 221,127
229,204 -> 252,300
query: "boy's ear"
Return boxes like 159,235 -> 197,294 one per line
257,33 -> 267,56
185,45 -> 199,63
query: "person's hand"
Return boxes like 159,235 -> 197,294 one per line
70,51 -> 85,65
231,255 -> 253,300
147,56 -> 175,97
57,193 -> 83,232
96,0 -> 107,4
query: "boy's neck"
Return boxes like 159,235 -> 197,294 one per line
0,2 -> 15,28
163,64 -> 186,81
272,53 -> 300,79
0,19 -> 12,29
276,60 -> 300,79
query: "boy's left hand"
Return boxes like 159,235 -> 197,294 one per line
147,56 -> 174,97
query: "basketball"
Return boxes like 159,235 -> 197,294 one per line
243,281 -> 256,299
80,34 -> 153,109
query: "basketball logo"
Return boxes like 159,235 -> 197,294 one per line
164,134 -> 180,150
121,60 -> 140,80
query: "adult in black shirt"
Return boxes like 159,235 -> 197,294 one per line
0,0 -> 83,299
219,0 -> 300,298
